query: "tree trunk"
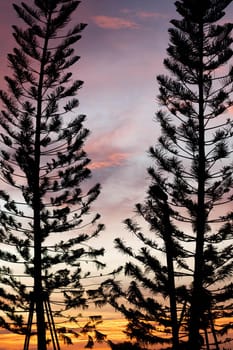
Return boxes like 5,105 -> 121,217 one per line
163,203 -> 179,350
188,19 -> 206,350
33,10 -> 52,350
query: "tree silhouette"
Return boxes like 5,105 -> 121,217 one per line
94,0 -> 233,349
0,1 -> 105,349
96,182 -> 187,349
166,1 -> 233,348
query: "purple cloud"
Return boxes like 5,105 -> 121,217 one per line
92,15 -> 138,30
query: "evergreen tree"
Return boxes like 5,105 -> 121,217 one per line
95,1 -> 233,349
0,1 -> 104,349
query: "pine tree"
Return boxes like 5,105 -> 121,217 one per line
96,0 -> 233,349
165,1 -> 233,348
0,1 -> 105,349
97,183 -> 187,349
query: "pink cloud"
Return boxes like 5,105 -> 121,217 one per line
92,15 -> 138,30
89,152 -> 129,170
86,126 -> 134,171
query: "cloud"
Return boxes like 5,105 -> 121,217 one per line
92,15 -> 138,30
89,152 -> 130,170
136,11 -> 169,20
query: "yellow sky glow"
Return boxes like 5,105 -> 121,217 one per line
0,312 -> 128,350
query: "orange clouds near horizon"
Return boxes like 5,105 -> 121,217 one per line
0,316 -> 128,350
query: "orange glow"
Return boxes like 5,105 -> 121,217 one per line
89,152 -> 130,169
0,312 -> 128,350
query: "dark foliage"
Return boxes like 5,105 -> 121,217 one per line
0,1 -> 105,349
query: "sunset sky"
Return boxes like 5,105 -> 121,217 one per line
1,0 -> 233,349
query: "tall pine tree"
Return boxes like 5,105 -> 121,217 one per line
95,1 -> 233,349
0,1 -> 104,349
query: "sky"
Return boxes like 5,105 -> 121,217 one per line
76,0 -> 174,273
1,0 -> 233,349
73,0 -> 177,268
